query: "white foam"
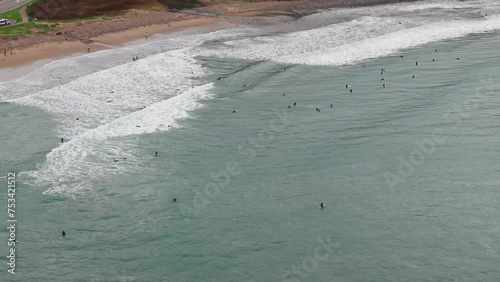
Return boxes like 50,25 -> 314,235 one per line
278,16 -> 500,65
192,13 -> 500,66
10,0 -> 500,196
24,83 -> 214,195
10,49 -> 207,139
0,26 -> 253,102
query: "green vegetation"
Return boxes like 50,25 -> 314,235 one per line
0,9 -> 23,22
0,0 -> 38,22
0,22 -> 54,38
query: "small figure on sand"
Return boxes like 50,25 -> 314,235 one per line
145,32 -> 149,41
87,48 -> 90,53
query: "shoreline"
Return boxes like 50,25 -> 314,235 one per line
0,17 -> 224,70
0,0 -> 420,75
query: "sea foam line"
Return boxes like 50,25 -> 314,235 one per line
21,83 -> 214,196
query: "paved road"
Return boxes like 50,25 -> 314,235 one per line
0,0 -> 32,13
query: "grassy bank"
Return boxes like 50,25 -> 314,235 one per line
0,22 -> 54,38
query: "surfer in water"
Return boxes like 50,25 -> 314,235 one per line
62,231 -> 66,237
320,203 -> 325,209
61,138 -> 64,143
155,152 -> 159,157
173,198 -> 177,203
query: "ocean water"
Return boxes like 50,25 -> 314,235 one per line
1,0 -> 500,281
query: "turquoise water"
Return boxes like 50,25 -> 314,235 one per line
1,1 -> 500,281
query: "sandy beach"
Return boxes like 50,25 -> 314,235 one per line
0,17 -> 223,70
0,0 -> 418,73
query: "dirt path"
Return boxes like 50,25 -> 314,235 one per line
19,6 -> 28,24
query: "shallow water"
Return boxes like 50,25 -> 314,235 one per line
1,0 -> 500,281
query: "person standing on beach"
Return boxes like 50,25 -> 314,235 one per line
145,32 -> 148,41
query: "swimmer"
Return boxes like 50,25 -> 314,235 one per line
217,77 -> 222,81
288,106 -> 291,109
61,138 -> 64,143
76,118 -> 79,121
114,159 -> 119,162
350,89 -> 353,93
432,59 -> 435,62
330,104 -> 333,108
155,152 -> 159,157
293,102 -> 297,106
232,110 -> 238,113
345,84 -> 349,88
380,78 -> 385,81
416,62 -> 419,66
62,231 -> 66,236
400,55 -> 404,58
173,198 -> 177,203
383,83 -> 386,88
412,75 -> 415,78
282,93 -> 286,96
320,203 -> 325,208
